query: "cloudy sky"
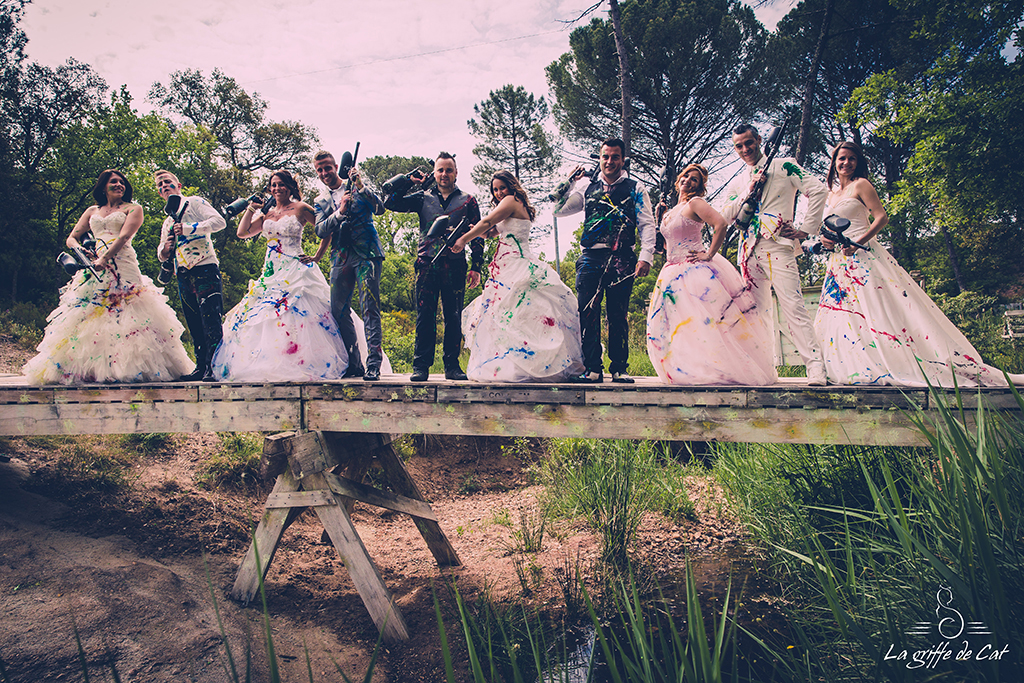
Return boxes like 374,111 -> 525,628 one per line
21,0 -> 788,258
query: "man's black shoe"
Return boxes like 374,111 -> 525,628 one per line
574,370 -> 604,383
201,369 -> 218,383
611,372 -> 635,384
179,368 -> 205,382
363,367 -> 380,382
342,364 -> 365,379
445,368 -> 468,381
410,369 -> 429,382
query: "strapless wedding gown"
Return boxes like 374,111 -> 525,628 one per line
814,196 -> 1021,386
646,208 -> 776,385
211,214 -> 389,382
24,211 -> 193,385
462,217 -> 584,382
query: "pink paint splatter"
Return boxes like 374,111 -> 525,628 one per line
542,316 -> 555,327
285,341 -> 299,354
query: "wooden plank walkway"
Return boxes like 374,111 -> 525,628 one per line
1,373 -> 1019,446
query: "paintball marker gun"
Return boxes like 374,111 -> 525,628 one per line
157,194 -> 190,285
803,214 -> 870,255
56,232 -> 102,280
222,193 -> 275,219
428,215 -> 469,265
382,165 -> 436,200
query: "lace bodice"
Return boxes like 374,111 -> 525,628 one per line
262,214 -> 305,256
89,211 -> 131,242
660,208 -> 705,264
827,196 -> 872,242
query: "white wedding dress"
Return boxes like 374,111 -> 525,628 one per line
24,211 -> 193,385
814,196 -> 1022,386
211,214 -> 389,382
462,217 -> 584,382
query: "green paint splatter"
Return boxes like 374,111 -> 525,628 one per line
782,162 -> 805,179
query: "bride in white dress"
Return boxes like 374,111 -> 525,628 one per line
212,170 -> 389,382
814,142 -> 1022,387
452,171 -> 584,382
24,169 -> 192,385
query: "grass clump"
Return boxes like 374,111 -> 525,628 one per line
536,439 -> 696,571
27,435 -> 138,494
712,382 -> 1024,681
196,432 -> 263,491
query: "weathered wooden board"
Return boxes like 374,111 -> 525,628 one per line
55,386 -> 199,403
324,472 -> 437,521
586,386 -> 748,407
304,383 -> 436,403
265,490 -> 336,508
0,400 -> 300,435
438,386 -> 585,405
306,401 -> 935,446
231,470 -> 303,604
200,384 -> 302,401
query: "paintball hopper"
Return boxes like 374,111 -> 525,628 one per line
763,125 -> 783,149
426,215 -> 450,239
382,168 -> 436,198
164,194 -> 188,222
804,214 -> 870,255
338,150 -> 354,179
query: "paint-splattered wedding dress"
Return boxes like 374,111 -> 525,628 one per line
646,208 -> 776,385
462,217 -> 584,382
814,195 -> 1021,386
211,214 -> 388,382
24,211 -> 193,385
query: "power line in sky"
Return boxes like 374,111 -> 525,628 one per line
242,28 -> 566,85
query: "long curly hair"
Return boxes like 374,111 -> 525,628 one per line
268,169 -> 302,202
675,164 -> 708,202
92,169 -> 134,206
490,170 -> 536,221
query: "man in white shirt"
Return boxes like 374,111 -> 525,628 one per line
155,170 -> 227,382
720,124 -> 828,385
554,138 -> 656,383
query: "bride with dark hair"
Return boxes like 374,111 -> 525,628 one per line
814,141 -> 1022,386
452,170 -> 584,382
211,170 -> 389,381
24,169 -> 192,385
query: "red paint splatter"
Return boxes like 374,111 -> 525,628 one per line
542,316 -> 555,327
285,341 -> 299,354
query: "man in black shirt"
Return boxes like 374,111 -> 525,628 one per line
383,152 -> 484,381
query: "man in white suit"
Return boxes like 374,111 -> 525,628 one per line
721,124 -> 828,385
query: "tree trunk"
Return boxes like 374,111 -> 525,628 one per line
796,0 -> 835,165
939,223 -> 967,294
608,0 -> 632,154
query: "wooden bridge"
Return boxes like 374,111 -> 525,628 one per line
1,374 -> 1019,446
3,373 -> 1019,642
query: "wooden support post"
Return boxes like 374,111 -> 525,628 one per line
374,437 -> 461,567
230,468 -> 303,604
303,471 -> 410,642
233,430 -> 457,643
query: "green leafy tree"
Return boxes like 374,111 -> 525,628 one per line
147,68 -> 319,176
547,0 -> 779,190
467,84 -> 560,197
841,0 -> 1024,295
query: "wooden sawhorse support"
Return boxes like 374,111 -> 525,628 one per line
230,431 -> 461,642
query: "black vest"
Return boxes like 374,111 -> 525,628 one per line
581,178 -> 638,250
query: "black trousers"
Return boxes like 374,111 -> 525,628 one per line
413,256 -> 467,372
177,263 -> 223,372
575,249 -> 637,375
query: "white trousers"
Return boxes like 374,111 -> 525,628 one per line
745,239 -> 822,367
